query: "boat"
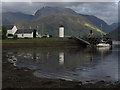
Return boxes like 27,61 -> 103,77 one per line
97,39 -> 111,47
96,24 -> 111,47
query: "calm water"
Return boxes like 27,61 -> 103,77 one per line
3,43 -> 119,83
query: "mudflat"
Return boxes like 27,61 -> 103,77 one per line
2,56 -> 120,88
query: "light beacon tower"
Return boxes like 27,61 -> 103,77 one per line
59,25 -> 64,37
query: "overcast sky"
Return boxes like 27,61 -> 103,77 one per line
2,2 -> 119,25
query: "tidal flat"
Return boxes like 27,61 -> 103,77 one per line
2,41 -> 120,88
2,59 -> 120,88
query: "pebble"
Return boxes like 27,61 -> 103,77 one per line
86,80 -> 90,82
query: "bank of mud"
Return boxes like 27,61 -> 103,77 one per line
2,56 -> 120,89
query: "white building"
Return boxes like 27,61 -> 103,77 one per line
6,25 -> 17,38
59,25 -> 64,37
6,25 -> 39,38
15,29 -> 39,38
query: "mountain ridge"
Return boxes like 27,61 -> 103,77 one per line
14,12 -> 105,37
2,12 -> 34,25
109,26 -> 120,40
2,7 -> 114,37
34,7 -> 78,18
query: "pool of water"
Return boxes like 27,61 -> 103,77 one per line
3,45 -> 119,83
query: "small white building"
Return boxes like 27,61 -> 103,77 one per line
59,25 -> 64,37
6,25 -> 17,38
42,34 -> 50,38
15,29 -> 39,38
5,25 -> 39,38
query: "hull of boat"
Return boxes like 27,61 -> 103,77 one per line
97,43 -> 111,47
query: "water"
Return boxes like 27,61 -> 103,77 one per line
3,44 -> 119,83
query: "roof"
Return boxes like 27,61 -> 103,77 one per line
59,25 -> 64,27
6,25 -> 14,30
15,29 -> 37,34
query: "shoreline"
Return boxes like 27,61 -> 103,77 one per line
2,38 -> 120,88
3,63 -> 120,88
2,38 -> 119,47
2,54 -> 120,88
2,38 -> 86,48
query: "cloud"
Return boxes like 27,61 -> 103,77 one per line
2,2 -> 118,25
65,2 -> 118,24
2,2 -> 44,15
1,0 -> 120,2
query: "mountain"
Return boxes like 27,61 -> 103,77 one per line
105,23 -> 119,33
14,7 -> 105,37
80,14 -> 109,32
2,12 -> 34,25
2,7 -> 107,37
109,26 -> 120,41
35,7 -> 112,33
35,7 -> 78,18
80,14 -> 119,33
2,7 -> 116,34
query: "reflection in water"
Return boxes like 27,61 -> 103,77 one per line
96,47 -> 112,60
59,52 -> 64,65
97,47 -> 111,53
4,46 -> 118,82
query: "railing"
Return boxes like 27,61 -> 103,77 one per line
73,37 -> 90,45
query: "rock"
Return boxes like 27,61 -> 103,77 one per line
78,81 -> 82,85
99,80 -> 105,83
106,76 -> 111,78
86,80 -> 90,82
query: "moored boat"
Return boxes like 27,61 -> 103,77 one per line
97,39 -> 111,47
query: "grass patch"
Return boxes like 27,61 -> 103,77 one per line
2,37 -> 69,43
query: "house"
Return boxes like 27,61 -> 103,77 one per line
6,25 -> 39,38
15,29 -> 39,38
6,25 -> 17,38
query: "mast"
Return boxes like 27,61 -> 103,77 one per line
36,26 -> 39,33
22,26 -> 24,37
101,24 -> 103,38
41,23 -> 44,36
29,26 -> 32,29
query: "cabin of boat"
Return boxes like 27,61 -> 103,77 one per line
97,39 -> 111,47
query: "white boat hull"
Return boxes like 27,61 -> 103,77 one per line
97,43 -> 111,47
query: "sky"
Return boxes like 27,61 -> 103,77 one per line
1,2 -> 119,25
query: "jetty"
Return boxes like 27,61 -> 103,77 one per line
72,36 -> 112,47
83,37 -> 112,45
73,37 -> 90,46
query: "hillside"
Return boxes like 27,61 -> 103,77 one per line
109,26 -> 120,41
3,7 -> 107,37
2,12 -> 34,25
15,13 -> 105,37
35,7 -> 78,18
105,23 -> 119,33
80,14 -> 109,32
80,14 -> 119,33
